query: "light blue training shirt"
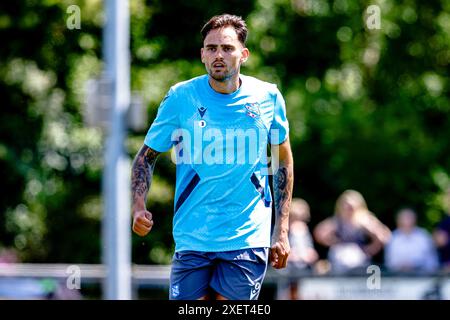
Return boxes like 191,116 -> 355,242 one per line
144,74 -> 289,252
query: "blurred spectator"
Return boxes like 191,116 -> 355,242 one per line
289,199 -> 319,269
433,187 -> 450,271
314,190 -> 391,274
286,198 -> 318,299
385,208 -> 439,273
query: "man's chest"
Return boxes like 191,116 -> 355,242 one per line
179,98 -> 274,134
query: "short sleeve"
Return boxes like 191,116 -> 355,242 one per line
269,87 -> 289,145
144,87 -> 179,152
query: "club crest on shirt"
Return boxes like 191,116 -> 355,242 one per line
244,102 -> 260,119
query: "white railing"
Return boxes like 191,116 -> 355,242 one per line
1,263 -> 450,299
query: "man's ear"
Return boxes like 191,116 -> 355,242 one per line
200,48 -> 205,63
241,47 -> 250,63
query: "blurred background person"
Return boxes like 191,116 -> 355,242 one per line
385,208 -> 439,273
285,198 -> 318,299
433,187 -> 450,272
314,190 -> 391,274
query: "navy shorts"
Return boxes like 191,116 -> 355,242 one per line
169,247 -> 269,300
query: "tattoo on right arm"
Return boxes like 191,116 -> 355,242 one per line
131,146 -> 160,208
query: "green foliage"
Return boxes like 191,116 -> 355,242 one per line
1,0 -> 449,263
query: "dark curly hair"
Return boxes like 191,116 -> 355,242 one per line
201,14 -> 248,46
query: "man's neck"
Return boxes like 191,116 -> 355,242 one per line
208,74 -> 241,94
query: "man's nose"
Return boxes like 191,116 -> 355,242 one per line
214,49 -> 224,59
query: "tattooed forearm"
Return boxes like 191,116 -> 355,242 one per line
273,165 -> 293,218
131,146 -> 160,209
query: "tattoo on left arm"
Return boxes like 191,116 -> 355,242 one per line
273,165 -> 293,218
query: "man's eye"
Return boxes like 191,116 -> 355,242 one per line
224,47 -> 232,52
208,47 -> 216,52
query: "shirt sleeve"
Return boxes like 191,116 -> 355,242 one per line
144,87 -> 179,152
269,86 -> 289,145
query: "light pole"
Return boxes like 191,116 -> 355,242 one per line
102,0 -> 131,300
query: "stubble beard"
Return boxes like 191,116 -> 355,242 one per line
208,64 -> 240,82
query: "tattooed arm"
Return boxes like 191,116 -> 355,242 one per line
270,138 -> 294,269
131,145 -> 160,236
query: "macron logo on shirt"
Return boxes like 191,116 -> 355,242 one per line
198,107 -> 207,118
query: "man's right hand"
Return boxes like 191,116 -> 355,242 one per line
132,210 -> 153,236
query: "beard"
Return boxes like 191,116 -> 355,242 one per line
207,64 -> 239,82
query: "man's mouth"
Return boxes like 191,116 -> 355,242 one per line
213,62 -> 225,68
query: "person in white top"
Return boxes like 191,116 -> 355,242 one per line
385,208 -> 439,273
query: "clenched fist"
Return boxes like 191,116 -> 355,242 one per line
270,233 -> 290,269
132,210 -> 153,236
